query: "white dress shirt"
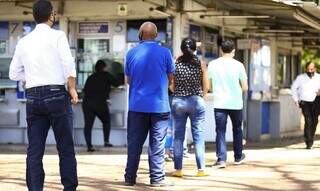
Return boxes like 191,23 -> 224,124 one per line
291,73 -> 320,102
9,24 -> 76,88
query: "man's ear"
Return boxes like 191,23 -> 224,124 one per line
48,13 -> 54,24
139,31 -> 143,40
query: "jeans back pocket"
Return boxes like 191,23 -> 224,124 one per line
44,94 -> 67,117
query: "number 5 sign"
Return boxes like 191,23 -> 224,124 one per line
114,21 -> 125,33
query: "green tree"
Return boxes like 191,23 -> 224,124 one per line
302,49 -> 320,69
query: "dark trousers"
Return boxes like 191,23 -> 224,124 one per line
124,111 -> 169,184
26,85 -> 78,191
82,100 -> 111,148
214,109 -> 243,162
300,97 -> 320,147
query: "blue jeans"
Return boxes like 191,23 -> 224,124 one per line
214,108 -> 243,162
172,96 -> 205,170
124,111 -> 169,184
165,122 -> 188,154
26,85 -> 78,191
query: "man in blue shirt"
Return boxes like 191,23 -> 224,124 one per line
124,21 -> 175,187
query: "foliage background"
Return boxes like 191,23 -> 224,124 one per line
302,49 -> 320,69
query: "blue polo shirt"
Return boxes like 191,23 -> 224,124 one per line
125,41 -> 175,113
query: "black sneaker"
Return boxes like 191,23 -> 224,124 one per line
124,181 -> 135,186
150,180 -> 174,187
87,147 -> 95,152
213,161 -> 226,168
235,154 -> 245,165
104,142 -> 113,147
306,145 -> 313,150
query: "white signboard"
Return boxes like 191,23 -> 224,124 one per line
113,35 -> 126,52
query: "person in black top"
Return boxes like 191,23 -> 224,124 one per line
83,60 -> 120,152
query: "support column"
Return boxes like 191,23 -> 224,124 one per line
173,13 -> 182,58
172,13 -> 189,58
59,16 -> 68,34
270,37 -> 277,87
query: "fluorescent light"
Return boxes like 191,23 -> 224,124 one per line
243,29 -> 305,33
293,10 -> 320,30
200,15 -> 270,19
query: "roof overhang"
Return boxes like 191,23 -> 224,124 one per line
192,0 -> 320,48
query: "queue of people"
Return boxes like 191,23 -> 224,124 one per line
8,0 -> 317,190
124,21 -> 249,186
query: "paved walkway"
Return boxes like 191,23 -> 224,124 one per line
1,136 -> 320,191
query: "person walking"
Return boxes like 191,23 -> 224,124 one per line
171,38 -> 209,177
208,39 -> 248,168
82,60 -> 121,152
124,21 -> 175,187
291,61 -> 320,149
9,0 -> 78,190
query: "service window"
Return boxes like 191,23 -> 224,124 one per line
77,38 -> 111,86
277,50 -> 300,89
0,22 -> 9,55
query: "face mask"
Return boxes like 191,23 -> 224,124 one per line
307,72 -> 315,78
49,12 -> 56,28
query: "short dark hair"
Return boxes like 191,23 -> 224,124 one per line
221,39 -> 235,53
305,61 -> 315,69
95,60 -> 106,73
33,0 -> 53,24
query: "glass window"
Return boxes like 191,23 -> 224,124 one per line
189,25 -> 201,42
0,22 -> 9,55
0,22 -> 9,40
77,38 -> 110,86
78,22 -> 109,35
249,42 -> 272,92
0,57 -> 15,87
203,27 -> 219,59
0,57 -> 11,79
22,22 -> 36,36
277,52 -> 294,88
0,40 -> 6,54
22,21 -> 59,36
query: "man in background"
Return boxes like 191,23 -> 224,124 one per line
291,61 -> 320,149
82,60 -> 121,151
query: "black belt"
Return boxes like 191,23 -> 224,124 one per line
26,85 -> 65,94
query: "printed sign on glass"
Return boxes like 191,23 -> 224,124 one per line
79,22 -> 109,35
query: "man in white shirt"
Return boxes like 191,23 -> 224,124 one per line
9,1 -> 78,190
291,62 -> 320,149
208,39 -> 248,168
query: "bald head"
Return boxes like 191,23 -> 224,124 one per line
138,21 -> 157,41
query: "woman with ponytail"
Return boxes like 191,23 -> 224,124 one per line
171,38 -> 209,177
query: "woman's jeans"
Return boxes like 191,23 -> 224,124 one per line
172,96 -> 206,170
